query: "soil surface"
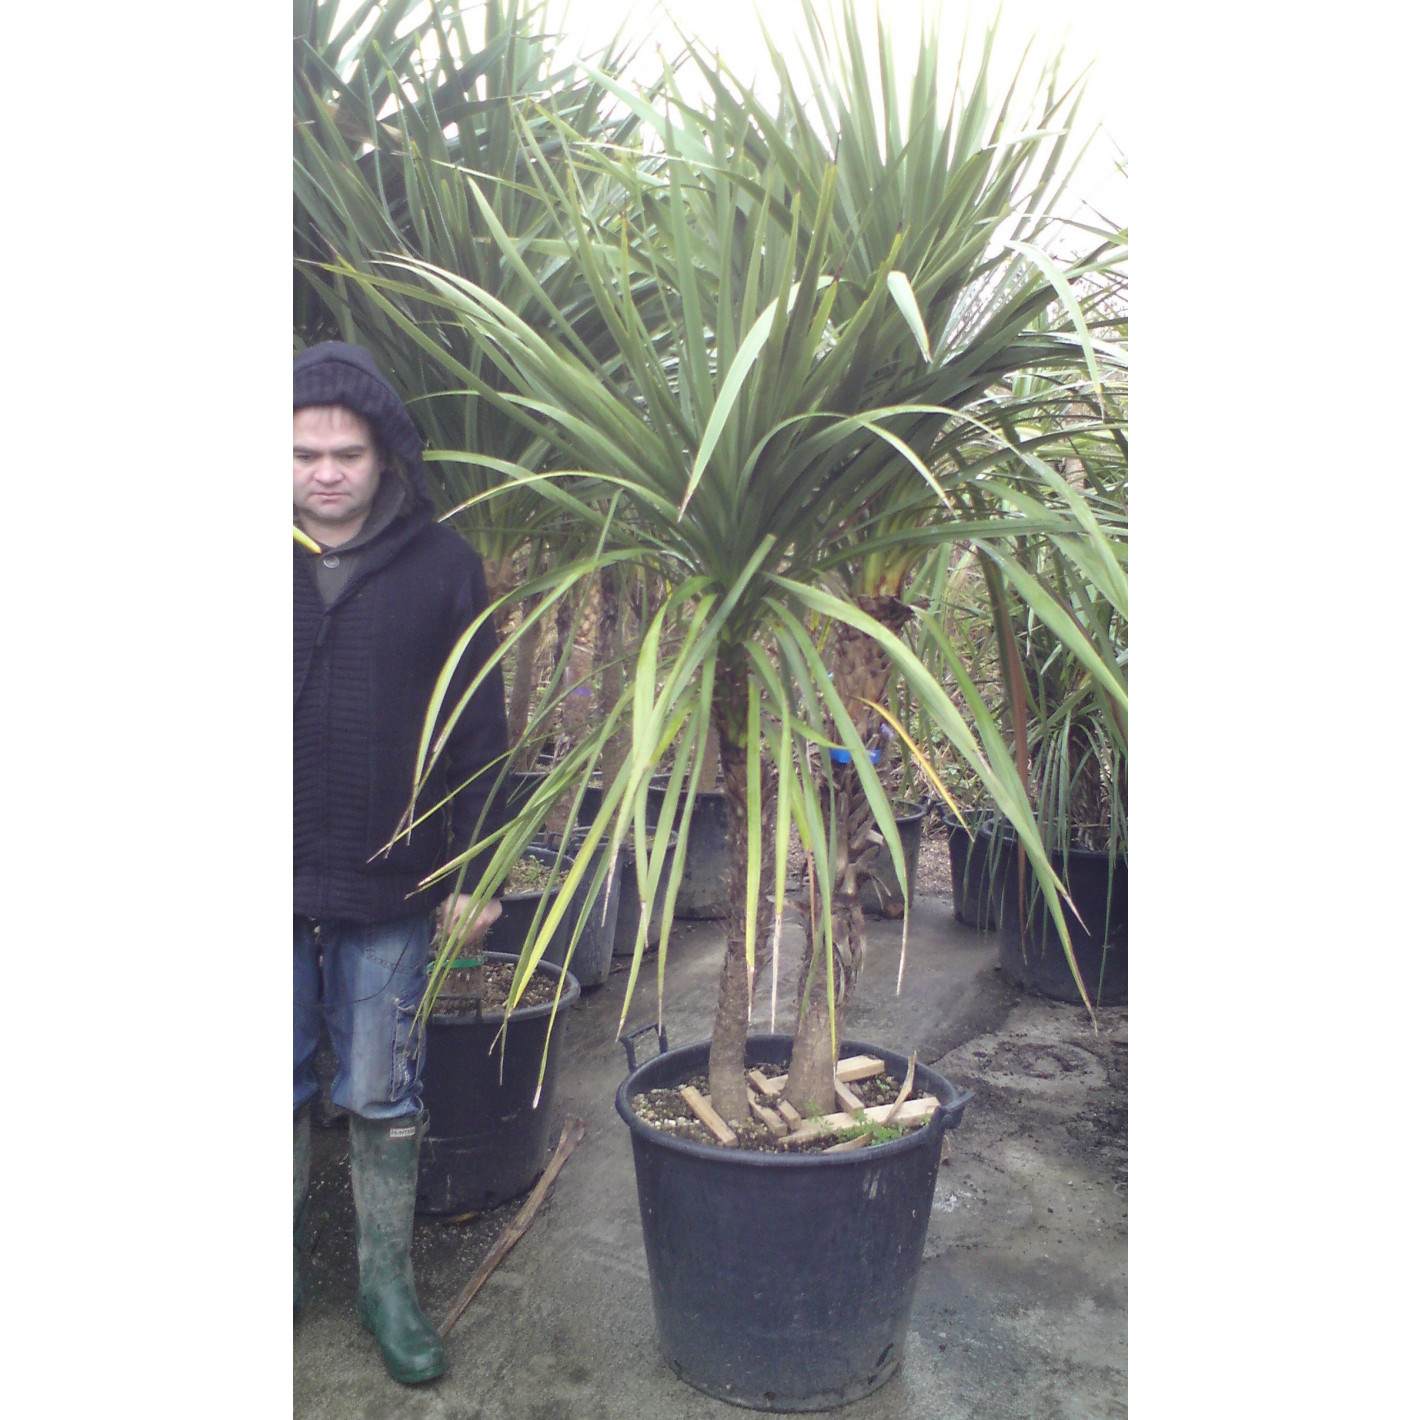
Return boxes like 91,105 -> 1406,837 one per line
503,856 -> 563,895
431,960 -> 564,1016
629,1063 -> 935,1153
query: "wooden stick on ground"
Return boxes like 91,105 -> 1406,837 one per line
835,1054 -> 887,1083
756,1055 -> 884,1097
437,1116 -> 587,1339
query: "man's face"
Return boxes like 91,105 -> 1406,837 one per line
293,404 -> 383,546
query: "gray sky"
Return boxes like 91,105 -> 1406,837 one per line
558,0 -> 1126,228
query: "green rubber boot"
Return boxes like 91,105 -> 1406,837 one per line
349,1112 -> 445,1385
294,1104 -> 311,1317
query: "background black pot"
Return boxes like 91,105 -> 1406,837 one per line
505,770 -> 602,829
944,810 -> 1011,930
614,1033 -> 971,1412
483,844 -> 575,967
416,951 -> 580,1214
609,830 -> 677,957
645,776 -> 729,919
551,830 -> 625,988
999,845 -> 1127,1006
859,800 -> 927,919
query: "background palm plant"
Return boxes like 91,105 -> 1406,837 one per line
294,0 -> 665,742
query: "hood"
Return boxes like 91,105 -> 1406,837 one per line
293,342 -> 433,510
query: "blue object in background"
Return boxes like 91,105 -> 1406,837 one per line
828,745 -> 882,766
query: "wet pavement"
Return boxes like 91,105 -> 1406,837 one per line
295,893 -> 1126,1419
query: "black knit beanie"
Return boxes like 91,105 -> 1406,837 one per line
293,342 -> 427,481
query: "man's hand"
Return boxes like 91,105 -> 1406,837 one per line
439,893 -> 502,949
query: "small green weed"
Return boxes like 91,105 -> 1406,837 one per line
830,1112 -> 910,1146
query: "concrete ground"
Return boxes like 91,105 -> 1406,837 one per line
295,892 -> 1127,1419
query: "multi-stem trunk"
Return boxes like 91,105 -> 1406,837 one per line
784,594 -> 912,1115
706,655 -> 753,1125
595,565 -> 631,800
505,545 -> 546,756
543,575 -> 601,831
506,620 -> 541,755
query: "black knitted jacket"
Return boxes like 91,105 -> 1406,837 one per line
293,347 -> 507,922
293,514 -> 507,921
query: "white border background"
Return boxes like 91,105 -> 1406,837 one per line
7,2 -> 1411,1412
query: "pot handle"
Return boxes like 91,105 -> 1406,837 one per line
619,1023 -> 670,1074
941,1085 -> 975,1130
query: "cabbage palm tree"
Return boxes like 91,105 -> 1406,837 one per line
636,2 -> 1129,1101
338,1 -> 1123,1128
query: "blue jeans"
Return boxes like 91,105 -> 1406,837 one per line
293,914 -> 432,1121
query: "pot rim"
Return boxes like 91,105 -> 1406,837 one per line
499,842 -> 572,902
429,948 -> 580,1027
614,1032 -> 970,1170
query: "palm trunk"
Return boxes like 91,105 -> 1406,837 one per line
696,729 -> 721,792
597,565 -> 632,799
784,594 -> 912,1115
707,732 -> 751,1124
782,902 -> 841,1116
707,657 -> 753,1125
504,545 -> 546,754
506,625 -> 540,753
541,576 -> 601,832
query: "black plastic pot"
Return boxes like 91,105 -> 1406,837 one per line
609,831 -> 677,957
645,776 -> 729,919
416,952 -> 580,1215
505,771 -> 602,830
859,800 -> 928,919
614,1033 -> 972,1412
482,845 -> 575,967
999,845 -> 1127,1006
484,840 -> 620,988
575,782 -> 603,826
548,831 -> 624,989
944,811 -> 1010,930
505,769 -> 549,818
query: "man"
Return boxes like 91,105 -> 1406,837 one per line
293,342 -> 506,1384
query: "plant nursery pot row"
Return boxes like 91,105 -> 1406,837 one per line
608,829 -> 677,955
942,815 -> 1127,1006
505,770 -> 675,956
615,1032 -> 972,1412
998,842 -> 1127,1006
640,780 -> 928,924
505,770 -> 603,830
